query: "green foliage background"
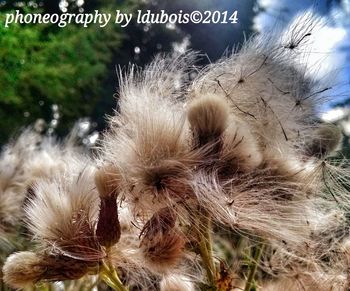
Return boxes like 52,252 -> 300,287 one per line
0,13 -> 121,141
0,0 -> 256,144
0,1 -> 127,143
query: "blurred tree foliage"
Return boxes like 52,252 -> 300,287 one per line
0,1 -> 120,143
0,0 -> 184,144
0,12 -> 122,143
0,0 -> 256,145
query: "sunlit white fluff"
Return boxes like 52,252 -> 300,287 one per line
160,274 -> 195,291
26,163 -> 101,260
101,54 -> 197,216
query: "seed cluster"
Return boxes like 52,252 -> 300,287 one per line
1,11 -> 350,291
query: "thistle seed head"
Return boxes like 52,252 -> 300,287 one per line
3,251 -> 99,289
96,195 -> 121,248
140,207 -> 185,273
94,165 -> 122,199
305,124 -> 343,158
188,95 -> 229,150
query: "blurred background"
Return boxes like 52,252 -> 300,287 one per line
0,0 -> 349,148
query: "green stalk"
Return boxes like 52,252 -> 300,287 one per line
244,242 -> 264,291
196,209 -> 217,290
100,261 -> 128,291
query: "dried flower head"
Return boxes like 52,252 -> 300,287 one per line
3,251 -> 98,289
95,166 -> 122,248
94,165 -> 121,199
187,94 -> 229,151
140,207 -> 185,273
25,165 -> 103,261
305,124 -> 343,158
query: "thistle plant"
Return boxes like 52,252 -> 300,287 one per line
1,11 -> 350,291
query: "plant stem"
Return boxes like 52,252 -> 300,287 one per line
244,242 -> 264,291
196,209 -> 217,290
100,261 -> 128,291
